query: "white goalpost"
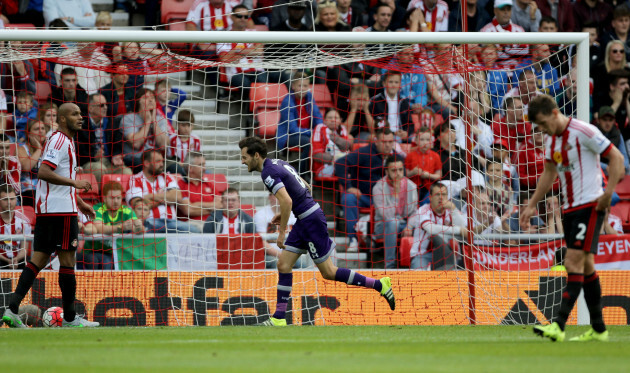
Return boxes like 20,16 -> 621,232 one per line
0,28 -> 600,327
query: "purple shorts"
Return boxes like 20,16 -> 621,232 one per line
284,209 -> 335,264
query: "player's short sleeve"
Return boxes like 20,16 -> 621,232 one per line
40,135 -> 67,170
582,125 -> 613,156
261,166 -> 285,195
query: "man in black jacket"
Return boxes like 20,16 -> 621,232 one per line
368,71 -> 414,142
49,67 -> 89,116
98,63 -> 136,120
77,94 -> 132,182
203,188 -> 256,234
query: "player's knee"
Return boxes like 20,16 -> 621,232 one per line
564,249 -> 585,272
276,258 -> 293,273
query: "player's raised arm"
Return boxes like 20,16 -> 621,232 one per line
273,187 -> 293,249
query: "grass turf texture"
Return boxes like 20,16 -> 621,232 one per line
1,325 -> 629,372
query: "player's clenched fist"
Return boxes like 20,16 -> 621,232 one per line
74,179 -> 92,192
276,230 -> 286,249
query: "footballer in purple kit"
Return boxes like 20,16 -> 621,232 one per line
239,136 -> 395,326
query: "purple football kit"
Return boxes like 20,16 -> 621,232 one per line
261,158 -> 334,264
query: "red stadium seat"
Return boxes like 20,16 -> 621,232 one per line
399,236 -> 414,267
35,81 -> 51,105
240,204 -> 256,217
161,0 -> 196,24
611,201 -> 630,231
16,205 -> 36,226
250,83 -> 288,138
5,23 -> 36,29
76,173 -> 100,203
352,142 -> 368,151
615,175 -> 630,200
312,84 -> 334,110
101,174 -> 132,194
205,173 -> 228,195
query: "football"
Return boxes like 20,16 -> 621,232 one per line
42,307 -> 64,327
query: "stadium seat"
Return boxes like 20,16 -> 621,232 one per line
205,173 -> 228,195
615,175 -> 630,200
35,81 -> 51,105
76,173 -> 100,204
399,236 -> 413,267
312,84 -> 334,111
16,205 -> 36,226
240,204 -> 256,217
353,142 -> 368,151
101,174 -> 132,193
611,201 -> 630,231
161,0 -> 196,24
5,23 -> 35,29
8,142 -> 17,156
250,83 -> 288,138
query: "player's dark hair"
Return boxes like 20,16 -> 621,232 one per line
539,16 -> 557,28
528,94 -> 558,122
385,154 -> 401,167
238,136 -> 268,159
0,183 -> 15,196
61,67 -> 77,77
430,182 -> 447,195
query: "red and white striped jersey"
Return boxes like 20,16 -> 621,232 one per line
544,118 -> 613,211
311,123 -> 349,175
167,134 -> 201,161
2,156 -> 21,193
35,132 -> 77,214
186,0 -> 238,31
480,19 -> 528,69
407,0 -> 449,32
216,34 -> 264,79
126,172 -> 180,220
0,212 -> 31,258
410,204 -> 454,257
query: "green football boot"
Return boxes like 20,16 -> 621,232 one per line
533,322 -> 565,342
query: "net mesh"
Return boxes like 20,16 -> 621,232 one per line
1,27 -> 624,327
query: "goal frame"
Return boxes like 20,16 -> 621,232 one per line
0,29 -> 590,325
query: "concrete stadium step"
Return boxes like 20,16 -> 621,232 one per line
145,71 -> 188,84
111,11 -> 129,27
91,0 -> 113,12
201,144 -> 240,158
197,129 -> 245,145
239,190 -> 271,207
193,113 -> 230,129
181,100 -> 217,114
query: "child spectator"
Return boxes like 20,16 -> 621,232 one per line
13,91 -> 37,142
94,11 -> 120,62
18,119 -> 45,207
485,157 -> 514,217
0,133 -> 20,194
166,109 -> 201,176
490,138 -> 518,191
36,102 -> 58,139
277,71 -> 323,178
155,79 -> 187,129
132,197 -> 152,230
405,127 -> 442,204
79,181 -> 144,270
0,184 -> 29,270
311,108 -> 352,178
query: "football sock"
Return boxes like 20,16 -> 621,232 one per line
272,272 -> 292,320
334,268 -> 383,292
59,266 -> 77,322
555,272 -> 583,331
8,261 -> 40,314
583,271 -> 607,333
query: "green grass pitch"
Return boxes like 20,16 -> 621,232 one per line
1,325 -> 630,372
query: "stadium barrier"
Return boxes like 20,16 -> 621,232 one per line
1,271 -> 628,326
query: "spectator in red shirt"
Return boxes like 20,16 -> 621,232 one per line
177,151 -> 223,230
513,129 -> 546,191
491,96 -> 532,152
311,108 -> 352,178
98,63 -> 135,120
404,127 -> 442,204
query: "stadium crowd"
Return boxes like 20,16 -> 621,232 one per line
0,0 -> 630,270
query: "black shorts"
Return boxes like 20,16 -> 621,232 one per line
562,204 -> 605,253
33,215 -> 79,255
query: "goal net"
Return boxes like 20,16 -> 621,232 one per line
1,27 -> 616,328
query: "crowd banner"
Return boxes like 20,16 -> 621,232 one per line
2,271 -> 628,326
470,234 -> 630,271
